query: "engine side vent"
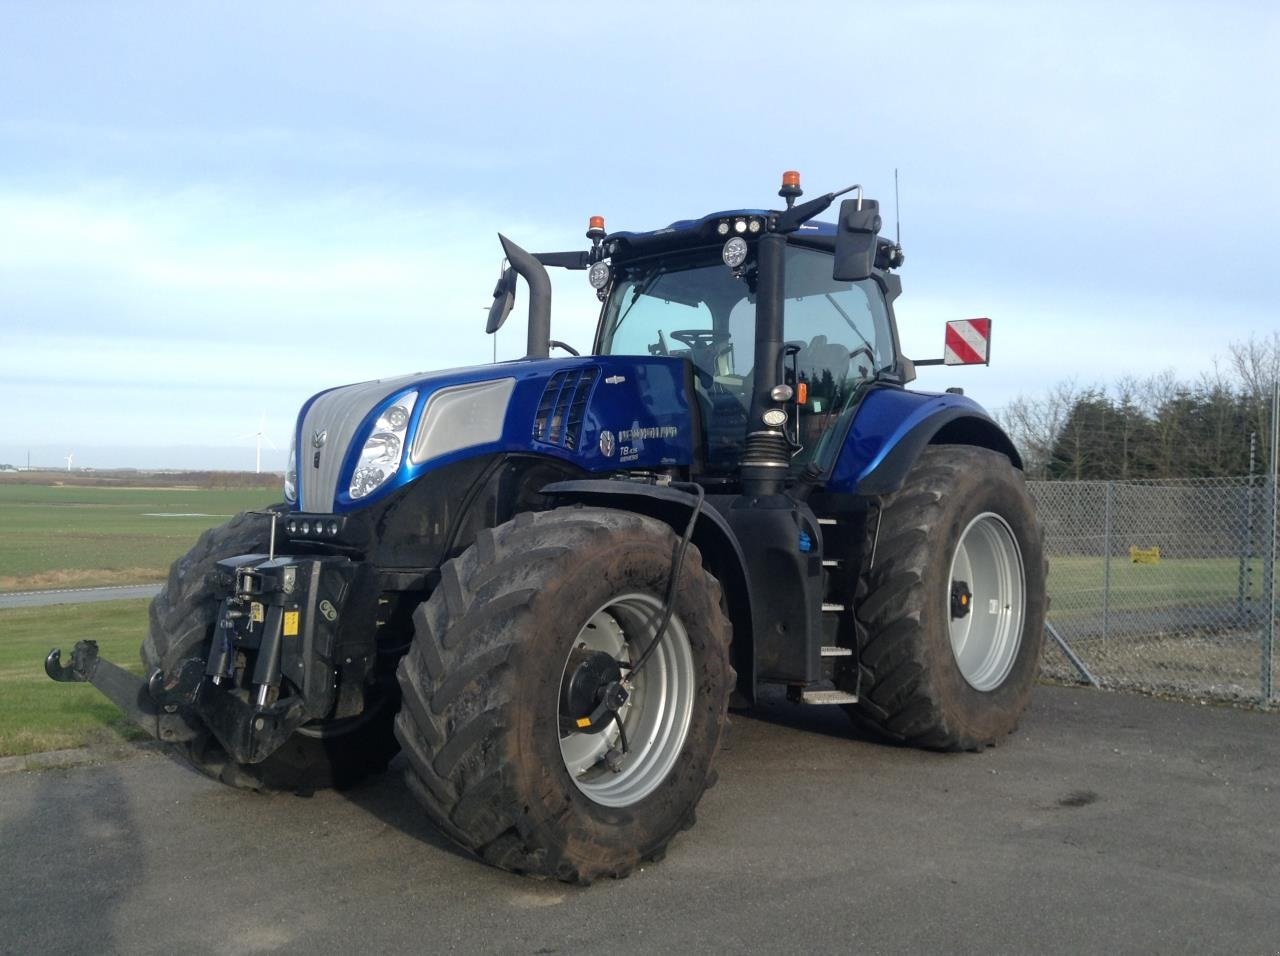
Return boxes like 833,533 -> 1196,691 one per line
532,367 -> 600,450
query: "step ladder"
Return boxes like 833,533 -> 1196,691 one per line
794,514 -> 858,705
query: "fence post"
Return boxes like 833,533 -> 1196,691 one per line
1263,383 -> 1278,704
1238,433 -> 1257,624
1103,481 -> 1114,643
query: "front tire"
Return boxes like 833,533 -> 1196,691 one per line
844,446 -> 1047,750
143,510 -> 400,792
394,507 -> 734,882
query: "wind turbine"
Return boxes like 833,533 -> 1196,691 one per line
237,413 -> 277,474
65,451 -> 74,472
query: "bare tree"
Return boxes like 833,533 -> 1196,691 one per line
1112,375 -> 1144,479
1140,369 -> 1192,478
997,379 -> 1085,479
1228,331 -> 1280,470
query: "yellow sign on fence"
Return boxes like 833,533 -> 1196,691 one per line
1129,545 -> 1161,565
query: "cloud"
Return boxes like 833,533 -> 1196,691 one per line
0,185 -> 605,450
1,0 -> 1277,466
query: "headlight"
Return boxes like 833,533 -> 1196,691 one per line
587,260 -> 611,290
722,236 -> 748,268
284,436 -> 297,503
349,391 -> 418,500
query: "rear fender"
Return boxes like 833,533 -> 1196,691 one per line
827,388 -> 1022,496
540,479 -> 756,704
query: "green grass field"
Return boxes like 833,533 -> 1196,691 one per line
1046,555 -> 1259,615
0,599 -> 150,756
0,483 -> 276,591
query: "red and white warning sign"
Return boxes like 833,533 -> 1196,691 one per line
943,318 -> 992,366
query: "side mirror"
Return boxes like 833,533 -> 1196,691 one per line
485,267 -> 517,335
832,198 -> 882,282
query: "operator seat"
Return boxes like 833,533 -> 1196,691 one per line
793,335 -> 851,392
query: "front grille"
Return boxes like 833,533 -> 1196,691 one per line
532,367 -> 599,450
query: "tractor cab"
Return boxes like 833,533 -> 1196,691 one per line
593,213 -> 902,481
492,171 -> 916,497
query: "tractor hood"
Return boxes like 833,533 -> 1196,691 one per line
293,356 -> 696,513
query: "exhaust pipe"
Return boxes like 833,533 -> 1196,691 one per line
498,233 -> 552,359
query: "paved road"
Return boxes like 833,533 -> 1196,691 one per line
0,584 -> 161,609
2,686 -> 1276,954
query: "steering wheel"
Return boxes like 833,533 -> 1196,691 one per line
669,329 -> 736,389
850,345 -> 876,378
671,329 -> 734,363
670,329 -> 718,350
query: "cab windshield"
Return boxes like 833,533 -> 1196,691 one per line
598,244 -> 895,474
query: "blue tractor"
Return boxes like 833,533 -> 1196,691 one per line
48,172 -> 1046,882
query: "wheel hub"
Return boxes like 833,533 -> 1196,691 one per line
947,512 -> 1026,692
557,596 -> 696,808
559,648 -> 627,735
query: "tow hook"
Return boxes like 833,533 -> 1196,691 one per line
44,640 -> 101,684
45,640 -> 202,743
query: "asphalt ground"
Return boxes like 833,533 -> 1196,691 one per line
2,685 -> 1275,955
0,584 -> 162,609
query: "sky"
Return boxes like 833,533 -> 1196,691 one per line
1,0 -> 1276,471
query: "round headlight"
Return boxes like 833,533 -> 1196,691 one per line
587,260 -> 611,290
716,221 -> 730,236
384,404 -> 409,429
734,219 -> 747,234
762,408 -> 788,427
327,520 -> 340,536
748,218 -> 762,234
300,520 -> 310,535
722,237 -> 749,269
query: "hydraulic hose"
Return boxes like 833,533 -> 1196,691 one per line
626,481 -> 705,678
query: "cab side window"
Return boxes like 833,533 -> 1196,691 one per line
782,248 -> 893,466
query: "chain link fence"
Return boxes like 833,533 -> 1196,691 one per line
1032,476 -> 1278,706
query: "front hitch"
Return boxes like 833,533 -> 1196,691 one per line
45,640 -> 202,744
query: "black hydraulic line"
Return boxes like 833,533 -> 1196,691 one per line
625,481 -> 705,679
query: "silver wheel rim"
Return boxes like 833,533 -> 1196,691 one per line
558,593 -> 695,808
948,512 -> 1026,691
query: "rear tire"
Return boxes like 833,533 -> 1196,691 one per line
143,510 -> 400,792
394,506 -> 734,882
843,446 -> 1047,750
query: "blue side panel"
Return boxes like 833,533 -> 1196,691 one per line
826,388 -> 995,494
327,356 -> 695,514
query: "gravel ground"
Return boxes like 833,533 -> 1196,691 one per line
1,684 -> 1277,954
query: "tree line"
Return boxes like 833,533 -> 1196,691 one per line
998,332 -> 1279,481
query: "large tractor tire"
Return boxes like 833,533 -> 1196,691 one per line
394,506 -> 734,883
143,510 -> 400,792
845,445 -> 1047,751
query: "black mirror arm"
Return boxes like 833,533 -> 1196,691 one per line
774,184 -> 862,233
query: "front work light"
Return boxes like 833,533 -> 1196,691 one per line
284,436 -> 297,503
588,260 -> 611,289
722,236 -> 748,269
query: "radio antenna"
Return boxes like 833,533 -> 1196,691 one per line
894,167 -> 901,247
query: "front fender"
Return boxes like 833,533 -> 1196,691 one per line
540,479 -> 757,704
827,388 -> 1021,496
